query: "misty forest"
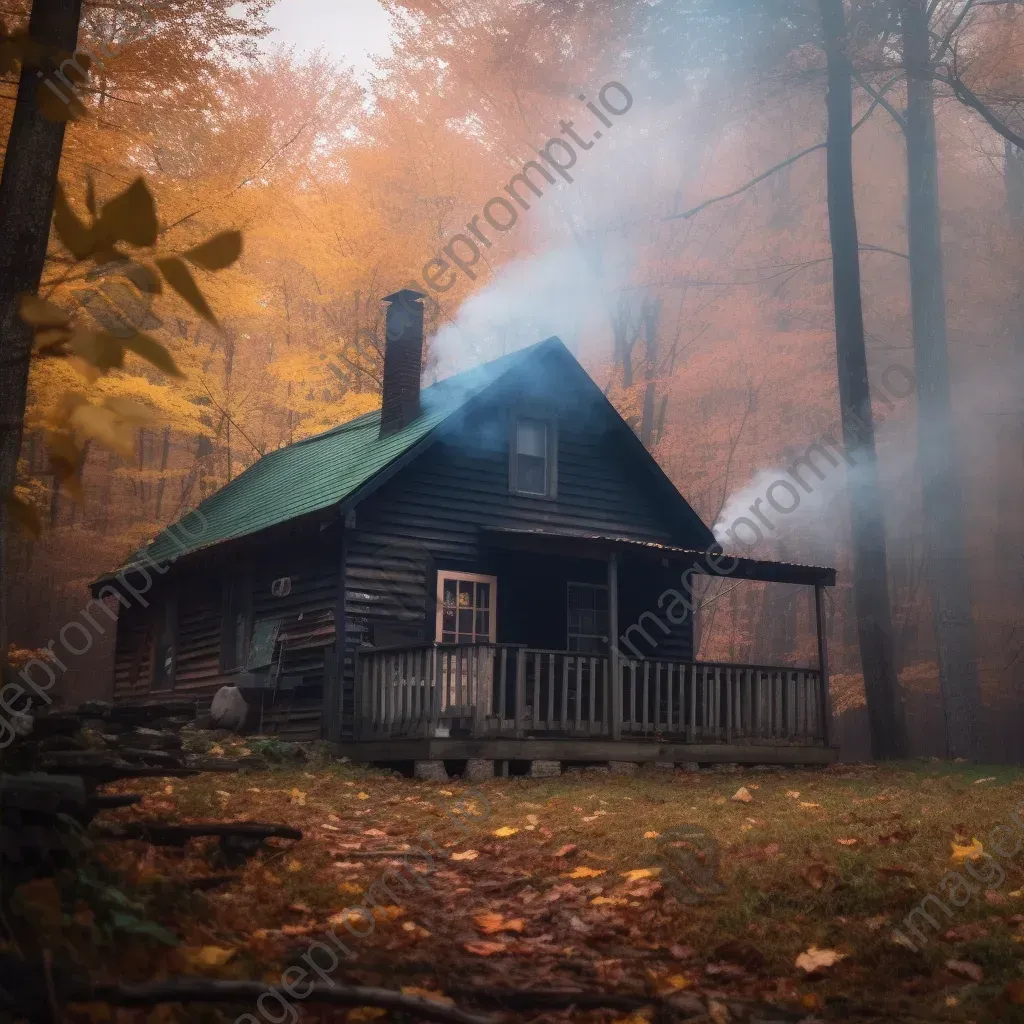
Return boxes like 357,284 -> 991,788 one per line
2,0 -> 1024,1021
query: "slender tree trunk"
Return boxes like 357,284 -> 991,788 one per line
0,0 -> 84,664
67,438 -> 89,526
639,296 -> 661,447
154,426 -> 171,518
1006,139 -> 1024,224
99,450 -> 115,536
818,0 -> 907,759
48,473 -> 60,526
138,428 -> 147,506
900,0 -> 981,760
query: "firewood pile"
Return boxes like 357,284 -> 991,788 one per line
0,702 -> 512,1024
0,698 -> 272,780
0,699 -> 300,881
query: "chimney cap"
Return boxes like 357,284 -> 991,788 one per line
382,288 -> 426,304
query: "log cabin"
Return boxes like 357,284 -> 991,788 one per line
92,290 -> 838,773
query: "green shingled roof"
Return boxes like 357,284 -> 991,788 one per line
110,340 -> 551,575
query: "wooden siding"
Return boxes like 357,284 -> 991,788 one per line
112,366 -> 705,738
340,386 -> 702,737
111,528 -> 342,720
112,601 -> 154,700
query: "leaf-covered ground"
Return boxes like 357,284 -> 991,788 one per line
39,756 -> 1024,1022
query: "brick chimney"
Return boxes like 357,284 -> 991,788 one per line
379,289 -> 425,437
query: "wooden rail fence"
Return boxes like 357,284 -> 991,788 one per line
357,643 -> 826,746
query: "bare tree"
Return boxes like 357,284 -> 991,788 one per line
819,0 -> 908,758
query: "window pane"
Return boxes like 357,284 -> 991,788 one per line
475,610 -> 490,637
458,581 -> 473,607
517,454 -> 547,495
443,608 -> 456,632
443,580 -> 457,607
476,582 -> 490,609
517,419 -> 546,457
567,583 -> 610,653
458,609 -> 473,636
442,631 -> 457,644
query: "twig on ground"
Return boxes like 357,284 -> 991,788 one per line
74,980 -> 495,1024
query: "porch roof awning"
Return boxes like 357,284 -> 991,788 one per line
481,527 -> 836,588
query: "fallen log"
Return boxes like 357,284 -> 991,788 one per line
0,959 -> 494,1024
445,985 -> 706,1016
40,764 -> 199,784
78,981 -> 496,1024
1,774 -> 139,822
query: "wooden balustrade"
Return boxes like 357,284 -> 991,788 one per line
618,660 -> 824,743
356,644 -> 826,745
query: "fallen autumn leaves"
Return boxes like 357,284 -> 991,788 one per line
20,759 -> 1024,1023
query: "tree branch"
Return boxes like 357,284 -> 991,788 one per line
665,76 -> 903,222
73,980 -> 494,1024
853,70 -> 908,132
664,141 -> 825,221
942,55 -> 1024,149
196,379 -> 263,457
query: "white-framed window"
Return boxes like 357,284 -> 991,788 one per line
435,571 -> 497,644
567,582 -> 609,654
510,414 -> 556,497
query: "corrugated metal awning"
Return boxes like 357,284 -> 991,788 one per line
481,527 -> 836,588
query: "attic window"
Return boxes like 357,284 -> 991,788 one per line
511,415 -> 556,497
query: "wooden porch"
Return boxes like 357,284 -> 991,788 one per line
332,527 -> 839,763
352,643 -> 834,761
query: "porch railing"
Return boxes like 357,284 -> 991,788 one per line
356,643 -> 826,745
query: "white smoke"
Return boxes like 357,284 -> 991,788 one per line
429,244 -> 630,377
712,457 -> 853,555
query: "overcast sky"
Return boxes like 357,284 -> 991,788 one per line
266,0 -> 393,79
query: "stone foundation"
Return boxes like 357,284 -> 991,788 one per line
608,760 -> 639,776
463,758 -> 495,781
678,761 -> 701,773
413,760 -> 449,782
529,759 -> 561,778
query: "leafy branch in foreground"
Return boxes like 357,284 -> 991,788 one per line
7,175 -> 242,538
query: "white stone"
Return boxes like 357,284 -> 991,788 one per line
209,686 -> 248,732
529,759 -> 561,778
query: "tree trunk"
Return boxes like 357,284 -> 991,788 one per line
154,426 -> 171,518
0,0 -> 84,664
1006,139 -> 1024,223
900,0 -> 981,760
639,296 -> 661,447
48,473 -> 60,526
818,0 -> 907,759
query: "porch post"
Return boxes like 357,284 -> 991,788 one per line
608,550 -> 621,740
814,583 -> 833,747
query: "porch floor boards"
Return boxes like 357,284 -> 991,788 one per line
338,737 -> 838,765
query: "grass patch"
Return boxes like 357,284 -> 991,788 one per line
20,761 -> 1024,1022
